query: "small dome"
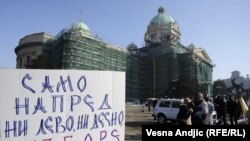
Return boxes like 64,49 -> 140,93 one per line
70,21 -> 90,35
71,21 -> 90,31
127,42 -> 137,49
127,42 -> 138,52
149,7 -> 175,28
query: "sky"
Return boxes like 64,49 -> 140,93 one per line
0,0 -> 249,81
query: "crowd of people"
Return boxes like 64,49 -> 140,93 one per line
176,93 -> 246,125
142,92 -> 249,125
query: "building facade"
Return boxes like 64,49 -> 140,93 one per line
15,32 -> 54,68
15,7 -> 213,100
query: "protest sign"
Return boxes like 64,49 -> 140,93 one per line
0,69 -> 125,141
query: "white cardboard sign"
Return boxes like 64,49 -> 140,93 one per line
0,69 -> 125,141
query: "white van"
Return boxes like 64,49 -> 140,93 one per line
153,99 -> 183,124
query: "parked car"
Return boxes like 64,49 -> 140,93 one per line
153,99 -> 183,124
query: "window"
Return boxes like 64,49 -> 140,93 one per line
172,101 -> 181,108
205,72 -> 208,81
159,101 -> 170,108
150,33 -> 157,42
70,49 -> 75,53
26,55 -> 31,65
160,32 -> 164,41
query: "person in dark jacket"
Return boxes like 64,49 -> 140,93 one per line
227,96 -> 238,125
177,98 -> 193,125
215,95 -> 227,125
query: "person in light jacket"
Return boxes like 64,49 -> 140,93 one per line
205,97 -> 215,125
193,93 -> 209,125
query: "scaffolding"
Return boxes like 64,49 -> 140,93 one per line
48,26 -> 213,101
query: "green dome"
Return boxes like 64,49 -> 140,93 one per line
71,21 -> 90,31
149,7 -> 175,26
127,42 -> 138,53
127,42 -> 137,48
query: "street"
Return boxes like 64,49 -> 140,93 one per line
125,105 -> 156,141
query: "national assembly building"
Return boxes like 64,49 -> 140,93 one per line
15,7 -> 213,101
